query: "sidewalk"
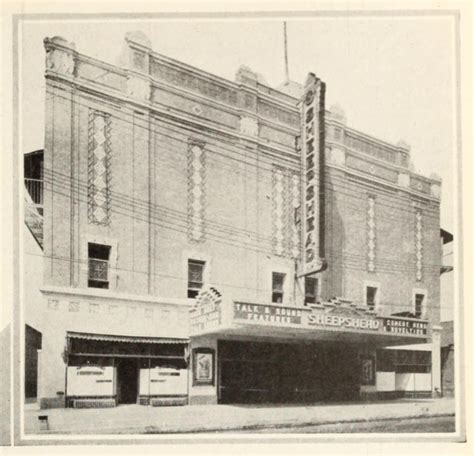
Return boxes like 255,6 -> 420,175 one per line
24,398 -> 455,435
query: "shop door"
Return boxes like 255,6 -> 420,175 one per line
117,359 -> 138,404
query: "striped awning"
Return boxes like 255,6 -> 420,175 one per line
66,331 -> 188,345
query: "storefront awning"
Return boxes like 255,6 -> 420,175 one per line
66,332 -> 189,345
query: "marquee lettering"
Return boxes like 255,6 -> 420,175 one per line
308,314 -> 380,331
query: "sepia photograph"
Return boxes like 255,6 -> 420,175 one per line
1,1 -> 472,451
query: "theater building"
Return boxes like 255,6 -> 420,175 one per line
24,32 -> 444,408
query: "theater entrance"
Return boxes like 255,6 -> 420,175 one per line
217,340 -> 360,404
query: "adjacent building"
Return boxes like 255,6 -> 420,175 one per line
24,32 -> 445,408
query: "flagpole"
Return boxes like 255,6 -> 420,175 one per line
284,22 -> 290,84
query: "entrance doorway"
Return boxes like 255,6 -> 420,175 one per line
117,359 -> 138,404
218,340 -> 360,404
25,324 -> 42,401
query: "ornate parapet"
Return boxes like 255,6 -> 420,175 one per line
122,31 -> 151,73
235,65 -> 259,88
44,36 -> 76,77
430,182 -> 441,199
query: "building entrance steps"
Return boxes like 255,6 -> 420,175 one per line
24,398 -> 455,435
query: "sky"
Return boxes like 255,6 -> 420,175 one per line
20,16 -> 456,235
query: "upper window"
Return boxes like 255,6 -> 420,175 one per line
304,277 -> 318,305
415,294 -> 425,319
88,243 -> 110,289
188,259 -> 205,299
366,286 -> 378,310
272,273 -> 285,304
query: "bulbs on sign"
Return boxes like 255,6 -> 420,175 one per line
299,73 -> 326,276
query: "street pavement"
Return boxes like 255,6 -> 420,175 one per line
24,397 -> 455,435
226,415 -> 456,433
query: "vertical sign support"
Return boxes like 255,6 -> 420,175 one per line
298,73 -> 327,277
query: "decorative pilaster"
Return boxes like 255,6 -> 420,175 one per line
239,116 -> 258,137
126,74 -> 151,102
326,147 -> 345,166
398,172 -> 410,188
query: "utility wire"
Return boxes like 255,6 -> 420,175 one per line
39,168 -> 443,267
24,249 -> 449,311
44,88 -> 441,218
32,178 -> 444,273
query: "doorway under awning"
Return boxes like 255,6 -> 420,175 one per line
65,332 -> 189,407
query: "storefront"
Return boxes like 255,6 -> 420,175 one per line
188,287 -> 430,405
376,345 -> 433,399
65,332 -> 188,408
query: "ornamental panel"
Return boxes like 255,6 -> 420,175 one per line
271,166 -> 300,258
88,110 -> 112,225
187,140 -> 206,242
367,196 -> 376,272
415,210 -> 423,281
346,154 -> 398,183
272,166 -> 287,256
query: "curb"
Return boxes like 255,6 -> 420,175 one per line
143,412 -> 456,434
31,412 -> 455,435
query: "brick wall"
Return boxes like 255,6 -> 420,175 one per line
42,34 -> 441,322
441,345 -> 455,396
321,164 -> 441,325
42,36 -> 300,308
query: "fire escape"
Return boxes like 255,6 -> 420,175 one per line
24,150 -> 44,249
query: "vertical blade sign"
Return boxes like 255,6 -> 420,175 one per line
300,73 -> 326,275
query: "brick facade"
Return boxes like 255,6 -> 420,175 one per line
34,32 -> 442,406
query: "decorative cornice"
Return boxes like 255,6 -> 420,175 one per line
344,126 -> 409,156
326,161 -> 441,203
148,51 -> 299,111
151,79 -> 299,135
46,73 -> 300,160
